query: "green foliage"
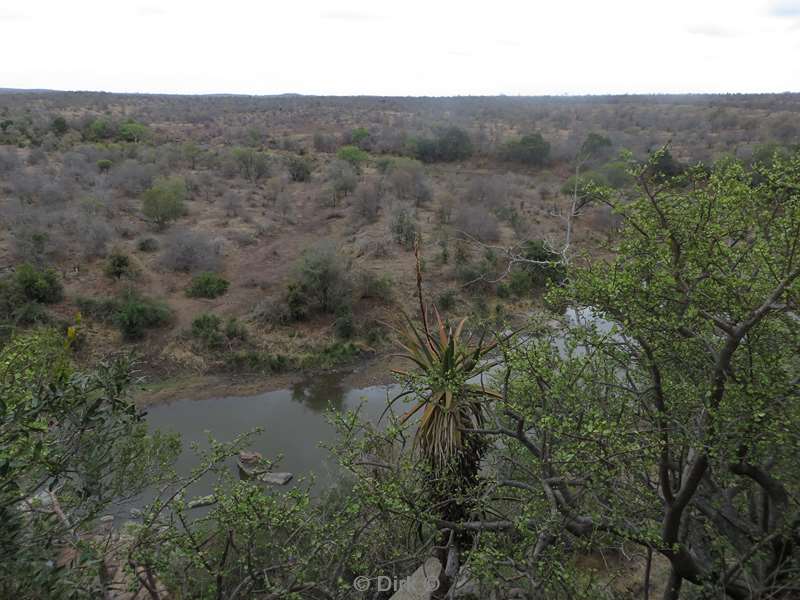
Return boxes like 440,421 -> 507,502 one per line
391,310 -> 499,471
509,240 -> 564,296
287,155 -> 312,182
299,340 -> 361,368
79,290 -> 172,340
289,241 -> 352,315
224,349 -> 289,373
501,132 -> 550,166
191,313 -> 224,348
186,272 -> 230,298
334,305 -> 354,339
96,158 -> 113,172
113,291 -> 173,340
118,119 -> 148,142
50,115 -> 68,136
414,126 -> 473,163
647,146 -> 685,180
105,250 -> 134,279
495,148 -> 800,598
224,316 -> 247,341
350,126 -> 370,146
86,118 -> 113,141
0,330 -> 179,597
141,176 -> 187,228
14,263 -> 63,304
336,145 -> 369,170
579,131 -> 612,161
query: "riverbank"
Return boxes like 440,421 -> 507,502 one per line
134,350 -> 403,406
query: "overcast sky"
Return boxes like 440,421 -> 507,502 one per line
1,0 -> 799,96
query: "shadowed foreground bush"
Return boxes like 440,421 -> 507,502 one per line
77,290 -> 172,340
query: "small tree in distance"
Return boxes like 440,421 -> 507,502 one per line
141,176 -> 187,229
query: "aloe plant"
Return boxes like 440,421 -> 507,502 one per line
392,309 -> 500,473
390,243 -> 500,476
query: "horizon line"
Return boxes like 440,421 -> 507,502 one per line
1,86 -> 799,99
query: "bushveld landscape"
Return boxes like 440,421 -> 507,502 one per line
1,91 -> 798,384
2,90 -> 799,600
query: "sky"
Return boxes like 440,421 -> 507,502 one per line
1,0 -> 799,96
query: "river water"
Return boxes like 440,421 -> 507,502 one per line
139,373 -> 402,504
138,308 -> 609,509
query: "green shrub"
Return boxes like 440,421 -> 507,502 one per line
290,241 -> 352,315
13,302 -> 49,325
413,127 -> 473,163
225,350 -> 290,373
51,116 -> 68,136
141,176 -> 187,228
190,313 -> 224,348
334,306 -> 354,339
82,290 -> 173,340
350,127 -> 370,147
501,133 -> 550,166
118,120 -> 148,143
186,272 -> 230,298
96,159 -> 113,172
336,145 -> 369,170
301,341 -> 360,369
15,264 -> 63,304
105,250 -> 134,279
224,317 -> 247,341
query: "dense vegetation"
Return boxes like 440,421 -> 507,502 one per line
1,146 -> 799,599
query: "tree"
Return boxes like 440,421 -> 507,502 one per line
501,132 -> 550,166
291,240 -> 352,314
181,141 -> 203,169
141,176 -> 187,228
327,159 -> 358,203
287,155 -> 312,182
50,115 -> 68,136
485,151 -> 800,599
118,119 -> 148,143
415,126 -> 473,163
336,145 -> 369,171
0,329 -> 178,597
579,131 -> 613,163
231,147 -> 270,182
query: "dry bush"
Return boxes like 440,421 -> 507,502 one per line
453,204 -> 500,242
223,190 -> 243,217
0,148 -> 20,175
159,229 -> 221,273
388,159 -> 431,206
353,177 -> 383,223
465,174 -> 510,210
109,159 -> 155,196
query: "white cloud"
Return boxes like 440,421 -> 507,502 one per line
0,0 -> 797,95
